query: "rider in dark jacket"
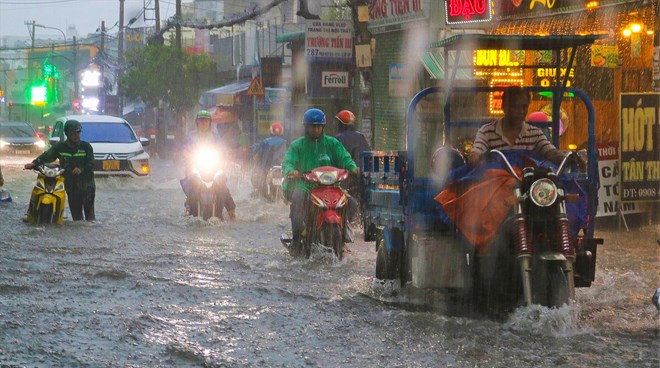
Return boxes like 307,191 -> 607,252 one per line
25,120 -> 96,221
334,110 -> 370,222
334,110 -> 371,169
251,122 -> 288,196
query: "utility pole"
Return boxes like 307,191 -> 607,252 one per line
100,20 -> 106,113
175,0 -> 182,49
155,0 -> 161,32
73,36 -> 78,99
118,0 -> 125,117
24,20 -> 35,49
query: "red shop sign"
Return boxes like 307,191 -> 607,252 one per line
445,0 -> 492,25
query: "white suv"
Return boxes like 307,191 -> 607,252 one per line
50,115 -> 150,178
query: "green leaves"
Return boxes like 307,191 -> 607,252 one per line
121,45 -> 217,115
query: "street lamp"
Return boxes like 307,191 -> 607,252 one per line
34,23 -> 66,44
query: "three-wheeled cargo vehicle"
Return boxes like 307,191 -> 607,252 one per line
361,35 -> 604,309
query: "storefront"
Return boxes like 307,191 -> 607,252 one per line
276,19 -> 355,139
368,0 -> 437,150
491,0 -> 657,147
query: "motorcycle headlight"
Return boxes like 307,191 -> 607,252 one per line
318,171 -> 338,185
193,147 -> 221,173
529,178 -> 558,207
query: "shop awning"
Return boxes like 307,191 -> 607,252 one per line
430,34 -> 607,51
199,80 -> 251,107
276,31 -> 305,43
420,51 -> 473,80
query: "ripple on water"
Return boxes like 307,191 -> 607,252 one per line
93,268 -> 131,280
0,283 -> 31,294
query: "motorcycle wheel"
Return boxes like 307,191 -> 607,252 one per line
375,229 -> 399,280
37,205 -> 54,225
321,223 -> 344,260
533,262 -> 570,308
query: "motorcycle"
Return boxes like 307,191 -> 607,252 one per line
180,146 -> 229,220
480,150 -> 585,308
281,166 -> 351,260
26,165 -> 66,225
265,165 -> 283,202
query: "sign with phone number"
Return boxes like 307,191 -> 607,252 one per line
305,20 -> 354,62
619,93 -> 660,202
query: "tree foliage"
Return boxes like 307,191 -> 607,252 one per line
121,45 -> 217,115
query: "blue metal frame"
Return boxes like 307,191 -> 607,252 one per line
404,86 -> 599,238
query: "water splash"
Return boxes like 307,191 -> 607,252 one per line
506,304 -> 584,337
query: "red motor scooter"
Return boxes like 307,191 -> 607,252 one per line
281,166 -> 350,260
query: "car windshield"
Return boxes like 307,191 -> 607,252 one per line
0,124 -> 35,138
81,122 -> 137,143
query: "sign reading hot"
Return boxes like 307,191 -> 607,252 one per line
445,0 -> 492,25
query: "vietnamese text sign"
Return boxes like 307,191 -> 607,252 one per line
305,20 -> 354,62
497,0 -> 585,18
389,64 -> 411,98
596,142 -> 642,217
619,93 -> 660,202
368,0 -> 429,32
445,0 -> 492,25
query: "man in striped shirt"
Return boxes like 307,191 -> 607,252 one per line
467,87 -> 566,166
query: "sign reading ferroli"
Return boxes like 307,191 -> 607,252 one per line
619,93 -> 660,202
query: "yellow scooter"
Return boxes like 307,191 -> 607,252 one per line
27,165 -> 66,225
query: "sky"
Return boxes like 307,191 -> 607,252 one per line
0,0 -> 184,40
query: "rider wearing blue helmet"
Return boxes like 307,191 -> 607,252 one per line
281,108 -> 358,249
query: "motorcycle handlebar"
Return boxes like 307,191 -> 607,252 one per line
488,150 -> 521,182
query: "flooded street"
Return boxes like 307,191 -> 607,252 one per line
0,156 -> 657,367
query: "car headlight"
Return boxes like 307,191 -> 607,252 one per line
0,140 -> 7,148
34,140 -> 46,148
529,178 -> 558,207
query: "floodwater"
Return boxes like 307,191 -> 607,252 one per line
0,155 -> 657,367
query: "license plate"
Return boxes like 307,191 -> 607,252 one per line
102,160 -> 120,171
14,150 -> 30,155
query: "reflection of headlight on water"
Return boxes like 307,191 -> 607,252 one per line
193,148 -> 221,173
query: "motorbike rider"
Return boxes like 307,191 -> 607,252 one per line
334,109 -> 371,221
334,110 -> 371,170
467,86 -> 584,169
250,121 -> 288,197
182,110 -> 236,220
24,119 -> 95,221
282,108 -> 359,250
